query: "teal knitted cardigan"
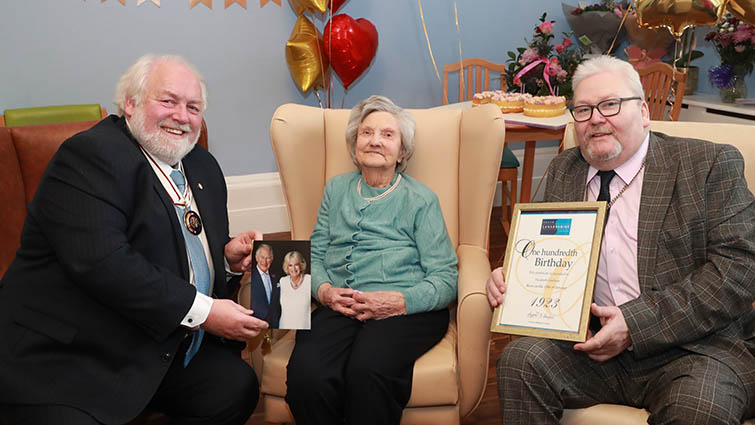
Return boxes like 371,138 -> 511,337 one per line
310,171 -> 458,314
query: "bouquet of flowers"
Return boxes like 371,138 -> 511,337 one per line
504,13 -> 585,99
562,1 -> 628,54
706,13 -> 755,87
569,0 -> 625,15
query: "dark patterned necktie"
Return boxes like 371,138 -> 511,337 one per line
592,170 -> 616,334
597,170 -> 616,215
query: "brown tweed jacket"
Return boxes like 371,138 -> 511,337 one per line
544,131 -> 755,393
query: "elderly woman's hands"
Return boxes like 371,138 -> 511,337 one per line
486,266 -> 507,308
352,291 -> 406,321
318,283 -> 407,321
318,283 -> 357,317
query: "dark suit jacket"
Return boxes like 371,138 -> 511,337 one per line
545,131 -> 755,395
250,267 -> 281,328
0,116 -> 240,424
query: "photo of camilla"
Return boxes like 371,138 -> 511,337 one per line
249,240 -> 312,330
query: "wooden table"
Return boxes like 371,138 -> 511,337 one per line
504,124 -> 566,203
434,101 -> 570,203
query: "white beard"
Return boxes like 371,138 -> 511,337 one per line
128,106 -> 199,166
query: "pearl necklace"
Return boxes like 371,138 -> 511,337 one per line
357,174 -> 402,202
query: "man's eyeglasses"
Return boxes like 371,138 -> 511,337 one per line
569,97 -> 642,122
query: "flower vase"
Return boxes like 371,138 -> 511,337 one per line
719,74 -> 747,103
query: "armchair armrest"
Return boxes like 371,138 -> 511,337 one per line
455,244 -> 493,417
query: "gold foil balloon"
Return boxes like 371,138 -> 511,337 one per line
626,10 -> 675,51
635,0 -> 729,39
285,15 -> 330,93
289,0 -> 327,14
728,0 -> 755,25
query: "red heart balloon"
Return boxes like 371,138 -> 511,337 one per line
324,14 -> 378,89
330,0 -> 347,12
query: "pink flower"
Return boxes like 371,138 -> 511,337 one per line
557,69 -> 568,82
555,44 -> 564,53
538,21 -> 554,34
519,48 -> 539,65
563,37 -> 572,47
733,29 -> 751,44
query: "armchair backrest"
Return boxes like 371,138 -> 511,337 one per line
1,104 -> 107,127
562,121 -> 755,191
270,103 -> 505,250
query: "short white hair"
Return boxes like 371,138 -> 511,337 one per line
113,54 -> 208,115
345,95 -> 416,174
571,56 -> 644,99
255,243 -> 273,259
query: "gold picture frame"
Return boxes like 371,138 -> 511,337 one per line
491,201 -> 606,342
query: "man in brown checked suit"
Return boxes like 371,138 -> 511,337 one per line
487,56 -> 755,424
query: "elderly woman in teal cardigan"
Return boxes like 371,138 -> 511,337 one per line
285,95 -> 458,425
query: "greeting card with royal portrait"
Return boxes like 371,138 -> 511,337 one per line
249,240 -> 311,330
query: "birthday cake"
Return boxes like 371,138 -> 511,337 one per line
495,93 -> 533,114
523,95 -> 567,117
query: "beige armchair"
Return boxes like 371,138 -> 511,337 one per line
560,120 -> 755,425
259,103 -> 505,424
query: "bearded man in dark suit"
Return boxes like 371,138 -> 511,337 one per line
487,56 -> 754,424
0,54 -> 268,425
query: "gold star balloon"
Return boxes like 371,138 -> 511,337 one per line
635,0 -> 729,39
728,0 -> 755,25
285,15 -> 330,92
289,0 -> 327,14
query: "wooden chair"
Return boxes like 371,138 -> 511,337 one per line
442,58 -> 507,106
443,58 -> 518,234
259,103 -> 504,425
636,63 -> 687,121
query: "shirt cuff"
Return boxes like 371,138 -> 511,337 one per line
181,292 -> 213,329
224,256 -> 244,280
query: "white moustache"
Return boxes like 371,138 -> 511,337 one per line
159,119 -> 192,134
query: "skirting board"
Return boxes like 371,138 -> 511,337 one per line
226,146 -> 558,235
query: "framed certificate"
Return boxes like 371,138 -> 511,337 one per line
491,202 -> 606,342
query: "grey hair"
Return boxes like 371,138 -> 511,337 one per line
282,251 -> 307,274
571,55 -> 645,99
254,243 -> 273,259
113,54 -> 208,116
345,95 -> 416,174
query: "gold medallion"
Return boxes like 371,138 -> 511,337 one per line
184,210 -> 203,235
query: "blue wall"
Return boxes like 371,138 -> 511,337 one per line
0,1 -> 747,176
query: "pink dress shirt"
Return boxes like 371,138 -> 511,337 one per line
585,134 -> 649,307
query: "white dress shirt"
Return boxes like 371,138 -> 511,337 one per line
585,134 -> 649,307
